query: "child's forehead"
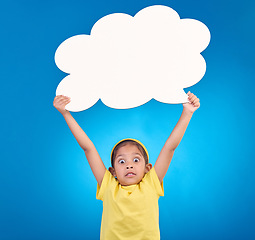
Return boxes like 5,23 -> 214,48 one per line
115,143 -> 143,156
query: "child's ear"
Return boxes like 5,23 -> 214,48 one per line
108,167 -> 116,177
145,163 -> 152,173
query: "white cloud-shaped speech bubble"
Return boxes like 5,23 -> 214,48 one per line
55,5 -> 210,111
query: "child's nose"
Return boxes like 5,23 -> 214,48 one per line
126,165 -> 133,169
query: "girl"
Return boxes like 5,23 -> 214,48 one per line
53,92 -> 200,239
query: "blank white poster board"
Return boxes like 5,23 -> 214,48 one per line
55,5 -> 210,112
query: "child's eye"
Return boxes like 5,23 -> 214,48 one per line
119,159 -> 125,164
133,158 -> 140,162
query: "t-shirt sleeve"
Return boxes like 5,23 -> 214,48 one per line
145,167 -> 164,197
96,169 -> 114,201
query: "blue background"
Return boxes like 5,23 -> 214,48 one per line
1,0 -> 255,239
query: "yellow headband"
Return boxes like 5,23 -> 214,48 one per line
111,138 -> 149,166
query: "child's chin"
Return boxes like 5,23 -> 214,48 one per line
124,178 -> 141,186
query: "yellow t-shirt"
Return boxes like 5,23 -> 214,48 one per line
96,167 -> 164,240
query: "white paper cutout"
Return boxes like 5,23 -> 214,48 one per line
55,5 -> 210,111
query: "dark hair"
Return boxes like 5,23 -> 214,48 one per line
111,140 -> 148,168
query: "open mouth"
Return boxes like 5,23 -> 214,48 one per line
125,172 -> 136,177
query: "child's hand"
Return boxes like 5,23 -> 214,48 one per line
53,95 -> 71,115
183,91 -> 200,113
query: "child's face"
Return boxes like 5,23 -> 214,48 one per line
110,144 -> 152,186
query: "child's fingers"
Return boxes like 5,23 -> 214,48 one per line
186,92 -> 200,109
55,95 -> 70,99
187,92 -> 195,100
53,96 -> 71,108
58,98 -> 71,106
194,99 -> 200,107
53,95 -> 60,102
189,95 -> 197,103
55,95 -> 65,100
63,99 -> 71,105
193,98 -> 199,104
55,95 -> 70,102
187,91 -> 193,97
54,95 -> 62,102
194,101 -> 200,106
54,97 -> 63,105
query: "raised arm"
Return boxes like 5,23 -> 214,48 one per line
53,95 -> 106,186
154,92 -> 200,183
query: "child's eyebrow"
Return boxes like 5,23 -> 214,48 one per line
116,152 -> 142,158
133,152 -> 142,157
